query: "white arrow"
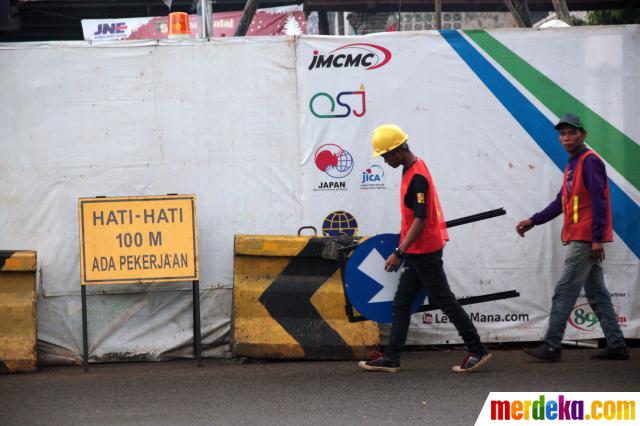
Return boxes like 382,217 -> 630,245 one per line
357,248 -> 402,304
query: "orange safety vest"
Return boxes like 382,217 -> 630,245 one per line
400,158 -> 449,254
561,150 -> 613,243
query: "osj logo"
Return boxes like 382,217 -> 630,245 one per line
315,144 -> 354,178
568,303 -> 627,332
308,43 -> 392,71
309,84 -> 366,119
94,22 -> 128,35
361,165 -> 384,184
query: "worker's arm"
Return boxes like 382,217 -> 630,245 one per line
385,217 -> 424,271
516,190 -> 562,237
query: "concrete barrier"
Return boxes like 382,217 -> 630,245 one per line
233,235 -> 378,360
0,251 -> 37,373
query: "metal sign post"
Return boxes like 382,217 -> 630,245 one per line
81,284 -> 89,372
192,279 -> 202,367
78,194 -> 201,371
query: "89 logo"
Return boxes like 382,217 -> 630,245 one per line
567,303 -> 626,332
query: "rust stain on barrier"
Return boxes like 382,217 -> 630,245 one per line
0,251 -> 37,272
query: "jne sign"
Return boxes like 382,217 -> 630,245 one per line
78,195 -> 199,285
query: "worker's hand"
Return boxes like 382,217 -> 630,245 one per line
385,253 -> 402,272
516,219 -> 534,237
592,243 -> 605,262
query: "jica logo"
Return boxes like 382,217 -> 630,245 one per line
361,165 -> 385,190
308,43 -> 392,71
568,303 -> 626,332
309,84 -> 366,119
94,22 -> 128,35
362,165 -> 384,183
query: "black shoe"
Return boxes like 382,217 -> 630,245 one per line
358,356 -> 400,372
452,352 -> 493,373
524,343 -> 561,361
591,346 -> 629,360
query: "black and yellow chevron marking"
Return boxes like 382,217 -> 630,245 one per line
0,250 -> 37,373
233,236 -> 378,360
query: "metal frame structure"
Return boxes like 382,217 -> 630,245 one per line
1,0 -> 634,41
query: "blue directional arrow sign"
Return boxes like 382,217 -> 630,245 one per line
344,234 -> 428,323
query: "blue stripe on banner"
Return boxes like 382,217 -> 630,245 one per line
440,29 -> 640,258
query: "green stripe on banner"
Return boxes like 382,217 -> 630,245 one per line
464,29 -> 640,193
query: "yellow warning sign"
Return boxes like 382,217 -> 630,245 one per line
78,195 -> 198,285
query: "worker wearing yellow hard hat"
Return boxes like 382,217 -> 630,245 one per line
370,123 -> 409,157
359,123 -> 492,374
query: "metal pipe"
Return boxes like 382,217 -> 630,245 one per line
81,285 -> 89,372
337,11 -> 344,35
234,0 -> 260,37
552,0 -> 572,24
417,290 -> 520,312
318,10 -> 330,35
199,0 -> 207,38
445,208 -> 506,228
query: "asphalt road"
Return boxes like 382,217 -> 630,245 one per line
2,348 -> 638,426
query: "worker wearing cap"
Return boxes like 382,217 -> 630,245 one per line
359,124 -> 492,373
516,113 -> 628,361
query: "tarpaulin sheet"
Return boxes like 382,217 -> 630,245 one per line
0,26 -> 638,363
1,37 -> 301,362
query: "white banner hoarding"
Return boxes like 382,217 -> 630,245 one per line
296,28 -> 640,345
1,26 -> 638,362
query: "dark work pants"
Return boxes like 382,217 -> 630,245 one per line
384,250 -> 487,362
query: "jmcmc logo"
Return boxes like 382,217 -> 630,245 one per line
308,43 -> 392,71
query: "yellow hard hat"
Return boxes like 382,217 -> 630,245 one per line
371,124 -> 409,157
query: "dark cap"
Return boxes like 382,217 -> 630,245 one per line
555,113 -> 585,130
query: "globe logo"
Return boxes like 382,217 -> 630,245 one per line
322,210 -> 358,237
315,144 -> 354,178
